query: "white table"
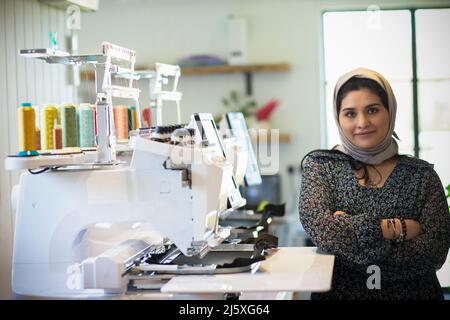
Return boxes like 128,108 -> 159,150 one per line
436,249 -> 450,288
161,247 -> 335,296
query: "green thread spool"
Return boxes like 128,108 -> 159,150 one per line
61,104 -> 78,147
78,103 -> 95,148
127,106 -> 133,131
49,31 -> 58,50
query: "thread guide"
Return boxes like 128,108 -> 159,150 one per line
12,42 -> 141,166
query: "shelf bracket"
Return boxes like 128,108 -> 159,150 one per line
244,72 -> 253,96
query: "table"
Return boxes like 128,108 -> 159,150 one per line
161,247 -> 335,296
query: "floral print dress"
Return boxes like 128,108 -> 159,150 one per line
298,151 -> 450,300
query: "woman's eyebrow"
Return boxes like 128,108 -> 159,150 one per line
341,103 -> 381,112
364,103 -> 382,108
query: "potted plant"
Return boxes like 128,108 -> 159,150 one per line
221,90 -> 280,129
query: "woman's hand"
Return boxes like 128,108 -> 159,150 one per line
405,219 -> 422,240
380,218 -> 422,240
381,219 -> 394,240
335,212 -> 423,240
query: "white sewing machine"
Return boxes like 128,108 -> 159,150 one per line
7,42 -> 248,298
8,112 -> 248,298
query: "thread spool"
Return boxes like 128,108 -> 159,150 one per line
142,108 -> 151,128
127,107 -> 133,131
56,105 -> 61,124
32,105 -> 41,150
54,124 -> 63,149
128,106 -> 137,130
113,105 -> 129,141
92,104 -> 97,137
35,128 -> 41,150
131,106 -> 137,129
32,105 -> 40,128
40,104 -> 57,150
78,103 -> 95,148
61,103 -> 78,147
17,102 -> 38,156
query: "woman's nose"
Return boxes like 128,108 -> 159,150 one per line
356,114 -> 370,128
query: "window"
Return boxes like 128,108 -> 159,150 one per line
322,7 -> 450,185
416,9 -> 450,186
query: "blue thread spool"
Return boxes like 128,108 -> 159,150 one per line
78,103 -> 95,148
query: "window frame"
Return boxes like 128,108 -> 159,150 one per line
320,5 -> 450,157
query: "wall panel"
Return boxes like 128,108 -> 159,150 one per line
0,0 -> 75,299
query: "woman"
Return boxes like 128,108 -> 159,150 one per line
299,68 -> 450,300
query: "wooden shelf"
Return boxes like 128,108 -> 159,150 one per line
181,63 -> 290,95
80,62 -> 290,95
181,63 -> 290,75
250,131 -> 292,143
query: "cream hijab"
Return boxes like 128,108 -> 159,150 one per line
333,68 -> 399,165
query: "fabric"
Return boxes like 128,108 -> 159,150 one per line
299,150 -> 450,300
333,68 -> 399,165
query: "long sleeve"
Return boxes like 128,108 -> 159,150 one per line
299,155 -> 390,265
383,168 -> 450,272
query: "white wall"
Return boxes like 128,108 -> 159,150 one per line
0,0 -> 75,299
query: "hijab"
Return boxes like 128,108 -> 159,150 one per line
333,68 -> 399,165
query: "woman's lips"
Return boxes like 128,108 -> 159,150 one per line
354,131 -> 376,137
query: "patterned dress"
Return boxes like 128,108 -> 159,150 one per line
298,150 -> 450,300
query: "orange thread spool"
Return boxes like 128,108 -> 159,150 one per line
113,105 -> 129,141
54,125 -> 63,149
142,108 -> 151,127
35,128 -> 41,150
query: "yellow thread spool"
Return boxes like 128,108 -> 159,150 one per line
40,104 -> 57,150
17,103 -> 36,152
132,108 -> 137,129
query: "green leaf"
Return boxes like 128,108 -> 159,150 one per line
247,100 -> 257,108
230,90 -> 239,104
221,98 -> 229,107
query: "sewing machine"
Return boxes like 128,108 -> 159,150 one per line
6,42 -> 248,298
8,112 -> 251,298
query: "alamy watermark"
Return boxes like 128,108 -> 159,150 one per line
168,128 -> 280,174
367,265 -> 381,289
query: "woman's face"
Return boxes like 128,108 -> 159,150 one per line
338,88 -> 390,149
